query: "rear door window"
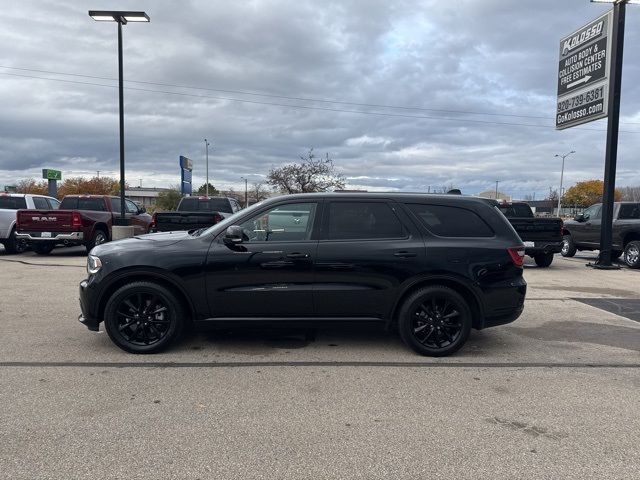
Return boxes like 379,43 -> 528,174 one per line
47,198 -> 61,209
327,202 -> 405,240
78,198 -> 106,211
0,196 -> 27,209
618,203 -> 640,219
32,197 -> 49,210
408,204 -> 494,237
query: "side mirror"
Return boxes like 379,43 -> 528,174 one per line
223,225 -> 245,245
138,206 -> 146,214
574,213 -> 585,222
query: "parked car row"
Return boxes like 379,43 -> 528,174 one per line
1,193 -> 244,255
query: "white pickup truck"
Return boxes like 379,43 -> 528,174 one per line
0,193 -> 60,254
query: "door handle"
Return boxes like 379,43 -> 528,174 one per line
286,252 -> 310,259
394,251 -> 417,258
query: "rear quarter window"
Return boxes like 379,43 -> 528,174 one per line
408,203 -> 494,237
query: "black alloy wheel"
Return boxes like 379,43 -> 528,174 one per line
561,235 -> 577,257
398,286 -> 472,356
104,282 -> 184,353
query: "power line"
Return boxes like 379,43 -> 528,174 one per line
2,71 -> 639,133
0,64 -> 554,120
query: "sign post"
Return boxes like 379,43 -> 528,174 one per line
42,169 -> 62,198
556,3 -> 628,269
597,2 -> 626,268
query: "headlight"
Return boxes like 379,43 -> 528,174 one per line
87,255 -> 102,275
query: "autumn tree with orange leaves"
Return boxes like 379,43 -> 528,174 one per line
57,177 -> 122,198
562,180 -> 622,208
15,178 -> 49,195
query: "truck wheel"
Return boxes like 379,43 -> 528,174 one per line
3,228 -> 27,254
86,229 -> 108,254
561,235 -> 577,257
623,241 -> 640,269
104,281 -> 184,354
397,286 -> 472,357
534,252 -> 554,268
33,242 -> 55,255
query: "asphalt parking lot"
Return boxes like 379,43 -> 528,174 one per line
1,246 -> 639,479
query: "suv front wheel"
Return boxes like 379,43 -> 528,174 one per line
398,286 -> 472,357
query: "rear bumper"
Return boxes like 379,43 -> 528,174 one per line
524,241 -> 562,256
16,231 -> 84,242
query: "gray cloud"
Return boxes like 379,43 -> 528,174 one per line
1,0 -> 639,199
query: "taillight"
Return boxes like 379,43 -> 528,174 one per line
150,213 -> 157,231
507,246 -> 525,267
72,212 -> 82,229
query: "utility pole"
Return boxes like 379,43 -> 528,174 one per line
555,150 -> 575,217
495,181 -> 500,199
204,139 -> 211,196
96,170 -> 100,179
241,177 -> 248,208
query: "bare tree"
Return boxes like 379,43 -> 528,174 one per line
267,149 -> 345,194
252,181 -> 269,203
619,185 -> 640,201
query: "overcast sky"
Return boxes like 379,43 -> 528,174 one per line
1,0 -> 639,198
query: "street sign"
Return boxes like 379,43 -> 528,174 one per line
556,11 -> 613,130
41,169 -> 62,181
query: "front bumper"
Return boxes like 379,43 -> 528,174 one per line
16,231 -> 84,242
79,279 -> 100,331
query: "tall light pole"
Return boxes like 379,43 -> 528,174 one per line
494,180 -> 500,199
241,176 -> 248,208
555,150 -> 575,216
89,10 -> 149,225
204,139 -> 211,196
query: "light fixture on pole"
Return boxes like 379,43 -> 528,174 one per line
88,10 -> 149,225
241,176 -> 248,208
555,150 -> 575,216
204,139 -> 211,196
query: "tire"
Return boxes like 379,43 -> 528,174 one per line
623,241 -> 640,269
3,227 -> 27,254
86,229 -> 108,254
33,242 -> 55,255
397,286 -> 472,357
534,252 -> 554,268
104,281 -> 185,354
561,235 -> 577,257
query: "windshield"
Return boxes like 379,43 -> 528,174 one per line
198,198 -> 271,236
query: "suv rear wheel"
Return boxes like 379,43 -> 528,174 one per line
104,281 -> 184,353
561,235 -> 577,257
398,286 -> 472,357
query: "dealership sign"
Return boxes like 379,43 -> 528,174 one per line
556,11 -> 612,130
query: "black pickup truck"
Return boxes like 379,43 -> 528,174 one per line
150,196 -> 242,233
561,202 -> 640,268
496,202 -> 563,267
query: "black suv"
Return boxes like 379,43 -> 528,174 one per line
79,193 -> 527,356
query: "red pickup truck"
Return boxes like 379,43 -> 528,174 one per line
16,195 -> 152,254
